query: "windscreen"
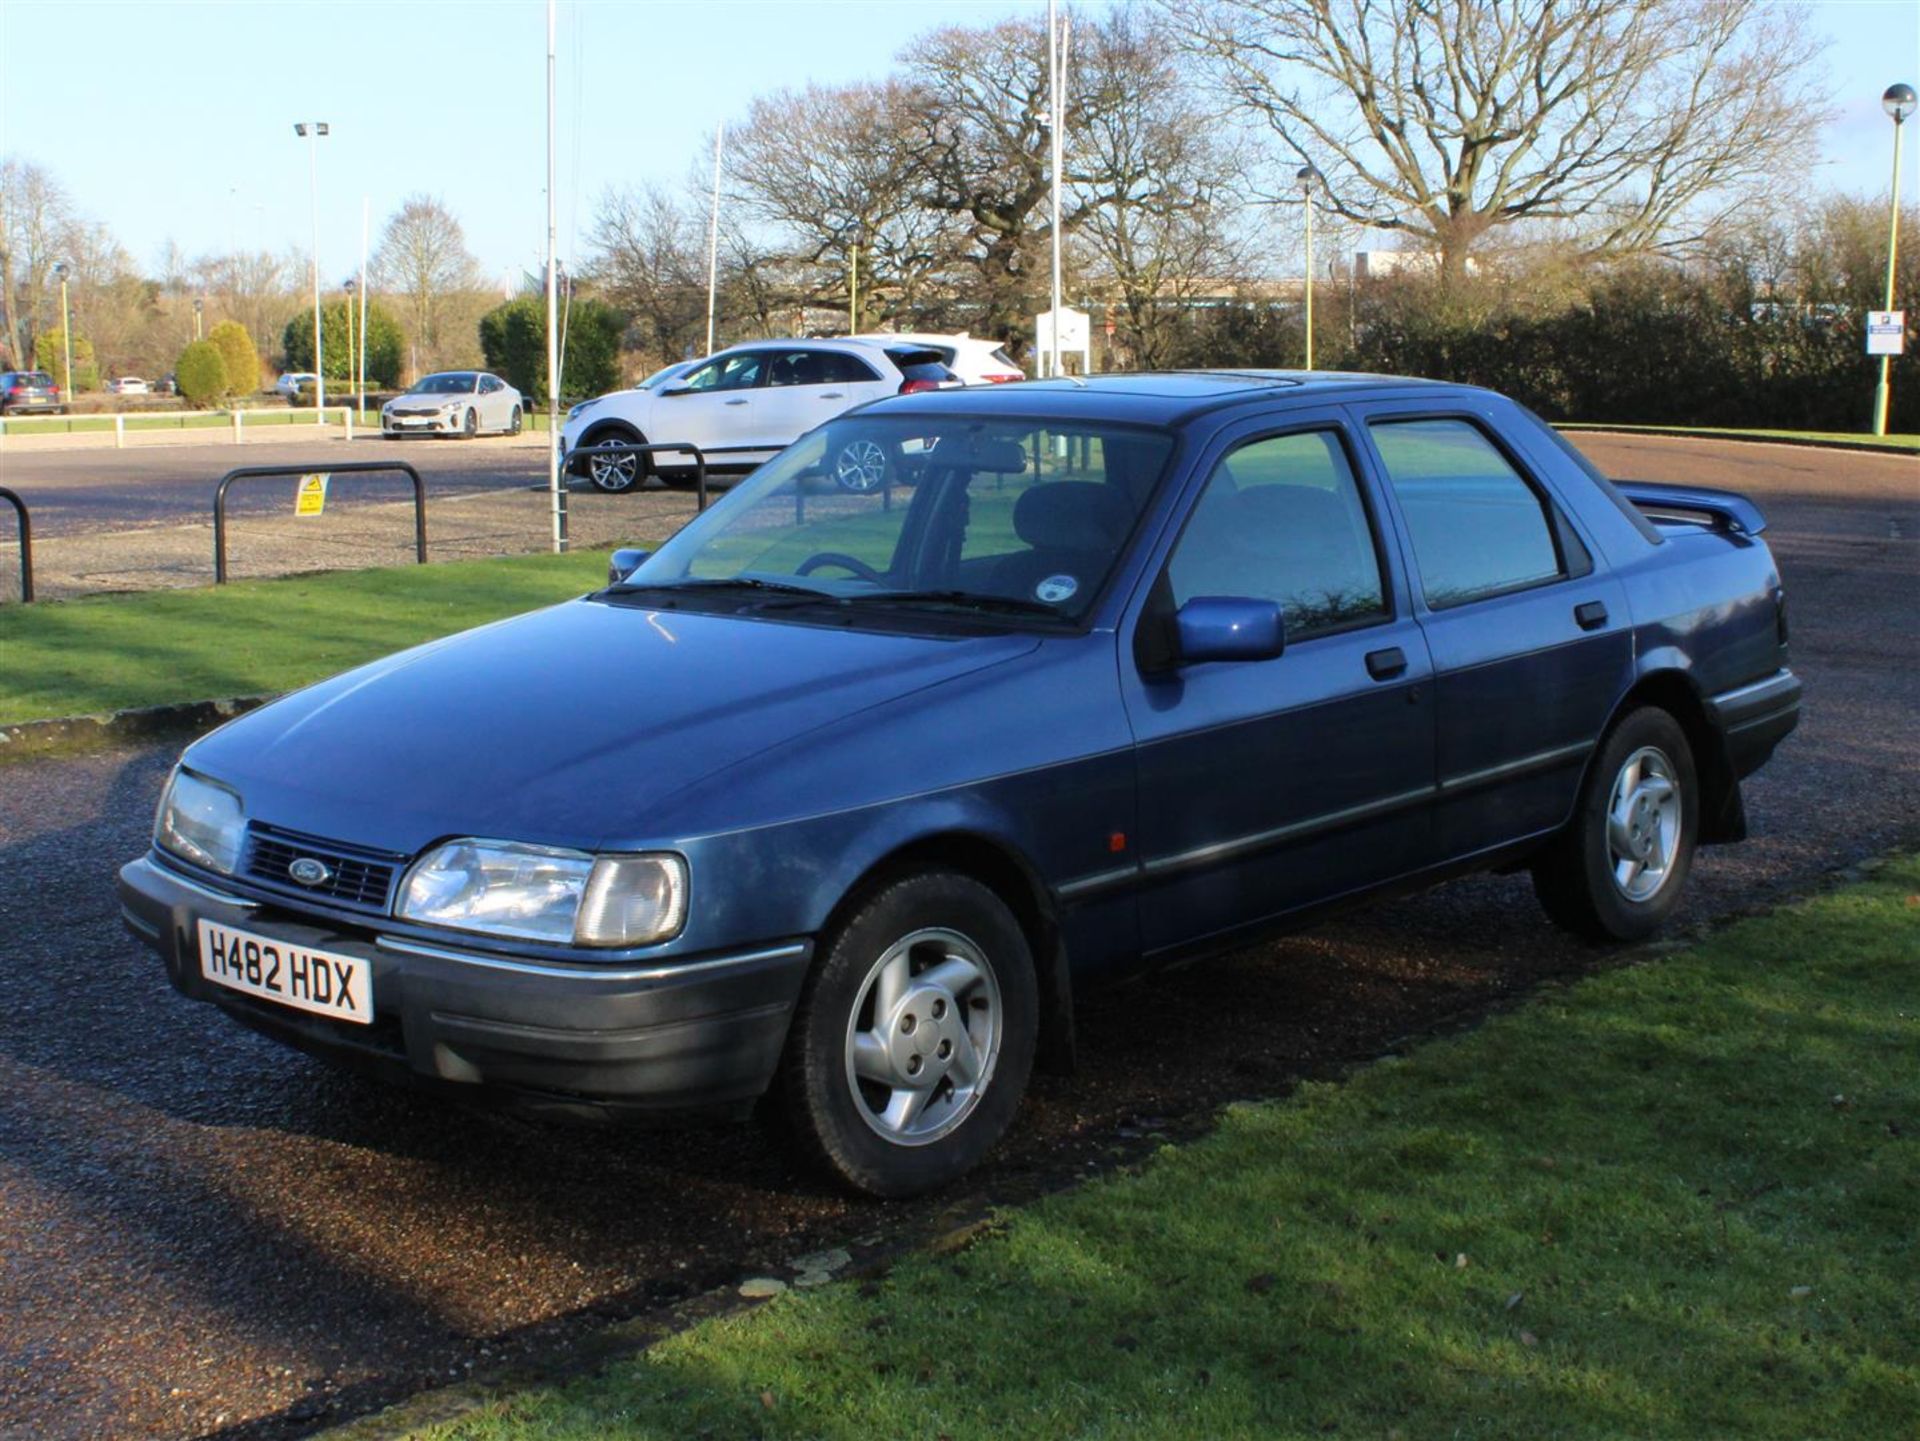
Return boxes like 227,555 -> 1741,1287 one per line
415,373 -> 477,394
624,414 -> 1176,624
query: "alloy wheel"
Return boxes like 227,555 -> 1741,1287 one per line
843,927 -> 1001,1146
1606,745 -> 1681,902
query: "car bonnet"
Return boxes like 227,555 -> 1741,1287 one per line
183,599 -> 1040,856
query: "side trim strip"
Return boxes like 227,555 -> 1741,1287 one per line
1725,701 -> 1800,735
1071,738 -> 1598,899
1055,865 -> 1139,902
1710,669 -> 1797,713
373,936 -> 809,983
1437,739 -> 1592,795
1139,784 -> 1436,883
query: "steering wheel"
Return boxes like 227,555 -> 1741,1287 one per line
796,552 -> 884,583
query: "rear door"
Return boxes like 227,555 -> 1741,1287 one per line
1353,405 -> 1631,860
1119,411 -> 1437,958
758,348 -> 887,445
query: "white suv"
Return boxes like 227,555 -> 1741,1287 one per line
561,339 -> 956,493
853,332 -> 1024,386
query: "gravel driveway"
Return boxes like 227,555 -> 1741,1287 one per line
0,435 -> 1912,1440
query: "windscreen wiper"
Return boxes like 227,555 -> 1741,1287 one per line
842,589 -> 1066,619
605,576 -> 835,601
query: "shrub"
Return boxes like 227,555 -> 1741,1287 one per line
33,328 -> 100,393
174,341 -> 229,406
479,294 -> 623,401
207,321 -> 263,398
282,299 -> 404,387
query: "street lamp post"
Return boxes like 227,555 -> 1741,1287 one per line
1873,83 -> 1916,437
52,262 -> 73,403
193,297 -> 203,342
293,122 -> 330,421
1297,166 -> 1322,370
342,278 -> 358,415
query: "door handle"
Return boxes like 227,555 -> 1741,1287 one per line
1365,646 -> 1408,681
819,392 -> 844,399
1574,600 -> 1609,631
724,398 -> 750,406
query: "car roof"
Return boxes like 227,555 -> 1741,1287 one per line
860,369 -> 1469,427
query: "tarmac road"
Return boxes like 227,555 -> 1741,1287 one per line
0,433 -> 549,538
0,435 -> 1913,1440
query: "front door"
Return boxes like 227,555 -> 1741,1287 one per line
1119,416 -> 1437,959
655,350 -> 770,462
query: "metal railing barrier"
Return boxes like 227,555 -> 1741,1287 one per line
565,441 -> 710,512
213,461 -> 427,584
0,487 -> 32,603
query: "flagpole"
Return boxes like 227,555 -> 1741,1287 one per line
705,122 -> 724,356
546,0 -> 566,551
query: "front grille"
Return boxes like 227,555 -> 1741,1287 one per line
242,826 -> 403,912
391,407 -> 439,418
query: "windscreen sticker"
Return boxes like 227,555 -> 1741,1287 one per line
1035,574 -> 1079,604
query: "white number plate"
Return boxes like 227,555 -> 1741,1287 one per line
197,919 -> 373,1025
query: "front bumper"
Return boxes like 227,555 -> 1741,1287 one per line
118,853 -> 812,1120
383,414 -> 459,434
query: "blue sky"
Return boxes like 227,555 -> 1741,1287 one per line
3,0 -> 1915,285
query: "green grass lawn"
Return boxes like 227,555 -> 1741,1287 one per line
0,551 -> 618,725
392,855 -> 1920,1441
1559,423 -> 1920,452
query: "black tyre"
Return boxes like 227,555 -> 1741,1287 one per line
508,405 -> 522,436
461,407 -> 477,438
1533,707 -> 1698,941
775,870 -> 1037,1197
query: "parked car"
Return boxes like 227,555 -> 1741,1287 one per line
854,331 -> 1025,385
107,376 -> 150,395
0,370 -> 64,415
380,371 -> 523,438
119,372 -> 1800,1197
274,372 -> 318,401
560,338 -> 958,494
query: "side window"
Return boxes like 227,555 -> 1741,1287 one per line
816,351 -> 880,384
1166,429 -> 1388,640
1370,418 -> 1565,608
681,353 -> 764,392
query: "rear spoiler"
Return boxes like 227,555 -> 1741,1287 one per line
1614,481 -> 1768,536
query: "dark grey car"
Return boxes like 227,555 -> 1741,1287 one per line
0,370 -> 65,415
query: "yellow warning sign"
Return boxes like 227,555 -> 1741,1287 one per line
294,473 -> 329,517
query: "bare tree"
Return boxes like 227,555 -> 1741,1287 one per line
583,182 -> 707,363
0,157 -> 79,369
1071,9 -> 1251,367
371,194 -> 482,369
1164,0 -> 1833,282
726,81 -> 967,325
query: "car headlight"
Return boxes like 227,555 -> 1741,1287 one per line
396,840 -> 687,948
155,768 -> 246,875
567,398 -> 600,421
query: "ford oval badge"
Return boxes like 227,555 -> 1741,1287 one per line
288,856 -> 332,887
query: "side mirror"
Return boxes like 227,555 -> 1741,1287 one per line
661,386 -> 692,398
608,548 -> 651,586
1174,597 -> 1286,665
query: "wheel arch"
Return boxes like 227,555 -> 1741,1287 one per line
1600,667 -> 1745,844
573,418 -> 649,474
819,829 -> 1076,1076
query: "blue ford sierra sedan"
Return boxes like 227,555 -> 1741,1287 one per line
120,372 -> 1800,1195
